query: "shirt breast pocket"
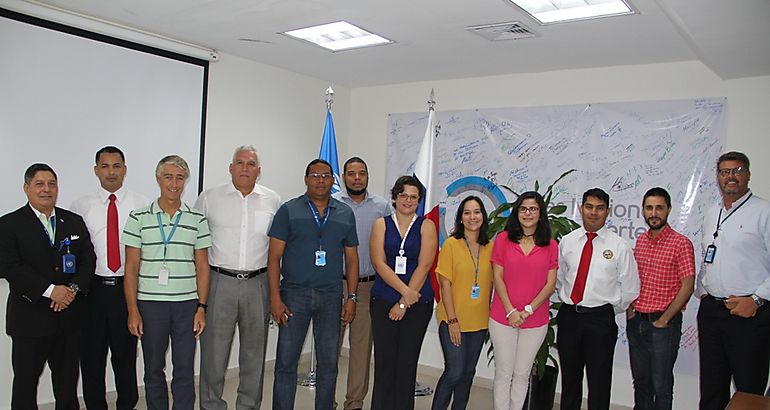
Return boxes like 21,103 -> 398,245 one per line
254,210 -> 274,235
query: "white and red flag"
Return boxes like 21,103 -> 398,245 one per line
413,106 -> 441,302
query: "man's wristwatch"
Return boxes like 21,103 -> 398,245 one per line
347,293 -> 359,303
751,294 -> 765,307
197,302 -> 208,313
524,304 -> 534,314
398,303 -> 406,310
68,283 -> 80,294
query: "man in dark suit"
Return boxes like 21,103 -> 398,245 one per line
0,163 -> 96,410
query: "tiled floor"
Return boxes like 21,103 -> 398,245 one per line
132,355 -> 494,409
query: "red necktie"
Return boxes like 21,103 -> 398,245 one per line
570,232 -> 597,305
107,194 -> 121,272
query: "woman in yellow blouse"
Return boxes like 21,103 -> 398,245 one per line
431,195 -> 494,410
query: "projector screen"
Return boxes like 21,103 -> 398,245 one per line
0,8 -> 207,212
0,8 -> 208,408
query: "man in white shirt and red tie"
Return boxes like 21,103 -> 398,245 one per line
71,146 -> 149,410
556,188 -> 640,410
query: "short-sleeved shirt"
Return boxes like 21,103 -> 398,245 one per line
633,224 -> 695,313
490,232 -> 558,328
121,200 -> 212,302
372,214 -> 434,304
268,194 -> 358,293
435,236 -> 494,332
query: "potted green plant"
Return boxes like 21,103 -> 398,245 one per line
485,169 -> 580,410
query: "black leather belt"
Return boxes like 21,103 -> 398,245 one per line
706,293 -> 748,309
344,275 -> 376,283
564,303 -> 613,314
636,311 -> 664,321
211,265 -> 267,280
94,276 -> 123,286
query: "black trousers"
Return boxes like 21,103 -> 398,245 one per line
11,331 -> 81,410
697,295 -> 770,410
556,304 -> 618,410
80,280 -> 139,410
370,298 -> 432,410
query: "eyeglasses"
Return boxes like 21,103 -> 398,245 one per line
518,206 -> 540,214
397,193 -> 420,202
717,166 -> 747,177
307,172 -> 333,180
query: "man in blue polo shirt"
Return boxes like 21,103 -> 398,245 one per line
268,158 -> 360,410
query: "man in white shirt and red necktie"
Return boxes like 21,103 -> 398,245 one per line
71,146 -> 149,410
556,188 -> 640,410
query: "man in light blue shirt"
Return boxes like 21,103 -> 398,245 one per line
696,151 -> 770,410
333,157 -> 392,410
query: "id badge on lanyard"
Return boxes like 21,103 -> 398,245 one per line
393,214 -> 417,275
59,238 -> 76,274
157,212 -> 182,286
308,201 -> 330,267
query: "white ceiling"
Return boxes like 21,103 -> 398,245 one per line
5,0 -> 770,87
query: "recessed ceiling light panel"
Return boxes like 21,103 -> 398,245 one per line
508,0 -> 635,24
283,21 -> 393,51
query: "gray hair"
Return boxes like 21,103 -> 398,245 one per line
232,145 -> 260,165
155,155 -> 190,179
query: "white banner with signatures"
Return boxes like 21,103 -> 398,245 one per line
387,97 -> 727,375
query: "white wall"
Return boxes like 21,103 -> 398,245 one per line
0,51 -> 351,410
346,60 -> 770,409
202,51 -> 352,367
4,48 -> 770,409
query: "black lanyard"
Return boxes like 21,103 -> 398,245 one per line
713,193 -> 752,240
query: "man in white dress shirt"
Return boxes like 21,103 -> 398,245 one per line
696,151 -> 770,410
556,188 -> 640,410
196,145 -> 281,410
71,146 -> 149,410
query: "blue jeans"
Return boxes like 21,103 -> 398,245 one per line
272,288 -> 342,410
431,323 -> 486,410
627,312 -> 682,410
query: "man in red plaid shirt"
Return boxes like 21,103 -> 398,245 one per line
626,187 -> 695,410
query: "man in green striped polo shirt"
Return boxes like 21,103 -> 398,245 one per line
122,155 -> 212,410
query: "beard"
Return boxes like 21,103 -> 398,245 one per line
346,185 -> 367,196
645,216 -> 667,230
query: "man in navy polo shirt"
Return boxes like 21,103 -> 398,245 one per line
268,158 -> 360,410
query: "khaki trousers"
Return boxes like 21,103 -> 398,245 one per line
337,279 -> 375,409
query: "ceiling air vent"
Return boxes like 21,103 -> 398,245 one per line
465,21 -> 538,41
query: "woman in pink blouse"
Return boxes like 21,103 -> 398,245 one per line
488,191 -> 558,410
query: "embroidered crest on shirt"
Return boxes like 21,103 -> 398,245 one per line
602,249 -> 614,259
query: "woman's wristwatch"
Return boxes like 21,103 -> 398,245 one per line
524,304 -> 534,314
447,318 -> 459,325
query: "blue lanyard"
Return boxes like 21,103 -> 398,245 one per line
39,215 -> 56,247
156,212 -> 182,261
463,238 -> 481,286
307,200 -> 331,248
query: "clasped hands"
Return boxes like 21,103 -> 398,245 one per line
507,309 -> 530,328
50,284 -> 76,312
389,287 -> 420,321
